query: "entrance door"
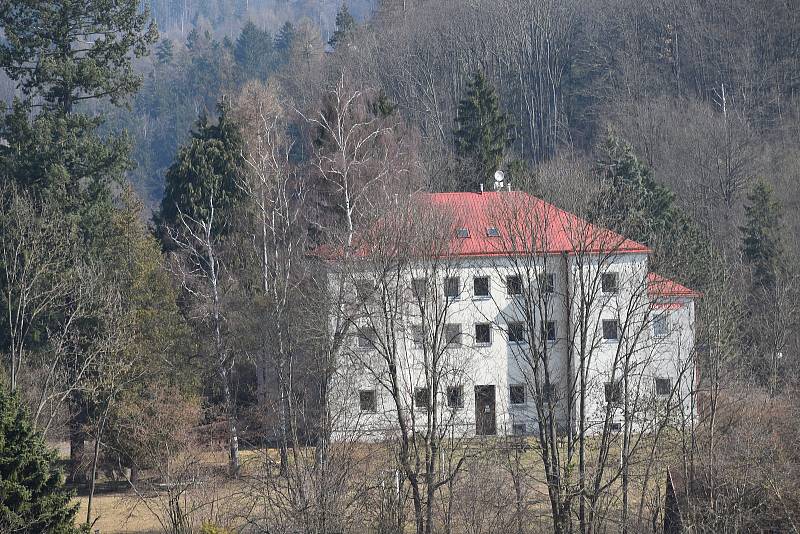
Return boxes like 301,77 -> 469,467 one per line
474,385 -> 496,435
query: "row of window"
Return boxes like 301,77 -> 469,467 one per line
357,317 -> 637,349
358,377 -> 673,412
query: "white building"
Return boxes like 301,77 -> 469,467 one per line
326,191 -> 699,440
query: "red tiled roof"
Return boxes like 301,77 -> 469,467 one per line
421,191 -> 650,257
647,272 -> 701,299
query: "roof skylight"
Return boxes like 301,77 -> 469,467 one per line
486,227 -> 500,237
457,228 -> 470,238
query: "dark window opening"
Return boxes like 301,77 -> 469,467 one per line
359,390 -> 376,412
475,323 -> 491,345
415,387 -> 430,409
655,377 -> 672,396
444,277 -> 460,298
473,276 -> 490,298
512,423 -> 527,435
506,275 -> 523,296
602,319 -> 619,341
543,320 -> 557,342
653,315 -> 668,337
447,386 -> 464,409
539,273 -> 555,294
604,381 -> 623,405
411,278 -> 427,300
510,385 -> 526,405
602,272 -> 618,294
508,322 -> 526,343
444,323 -> 462,347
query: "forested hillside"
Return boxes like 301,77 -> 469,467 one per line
2,0 -> 800,532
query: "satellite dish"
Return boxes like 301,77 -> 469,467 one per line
494,170 -> 505,183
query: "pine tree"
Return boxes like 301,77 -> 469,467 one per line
453,71 -> 510,191
328,4 -> 357,48
275,22 -> 296,53
0,389 -> 79,533
740,179 -> 784,290
159,103 -> 247,236
234,21 -> 274,81
156,38 -> 175,66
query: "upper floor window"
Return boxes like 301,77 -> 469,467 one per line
411,325 -> 424,347
447,386 -> 464,409
444,277 -> 460,299
444,323 -> 462,347
355,279 -> 374,302
473,276 -> 490,298
543,320 -> 557,342
539,272 -> 555,294
541,383 -> 556,402
506,275 -> 523,296
357,327 -> 378,349
359,390 -> 377,412
508,322 -> 526,344
604,380 -> 623,405
475,323 -> 492,345
602,319 -> 619,341
654,377 -> 672,396
510,385 -> 526,405
411,278 -> 428,300
601,272 -> 618,294
653,314 -> 668,338
415,387 -> 430,409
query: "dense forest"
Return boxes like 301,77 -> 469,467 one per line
1,0 -> 800,532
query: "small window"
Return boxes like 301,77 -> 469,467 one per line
601,272 -> 618,294
447,386 -> 464,409
444,277 -> 460,298
456,227 -> 470,238
541,383 -> 556,402
604,381 -> 623,405
473,276 -> 490,298
414,387 -> 430,409
653,314 -> 668,338
508,322 -> 526,343
543,320 -> 557,342
355,280 -> 373,302
486,227 -> 500,237
359,390 -> 376,412
654,377 -> 672,396
510,385 -> 526,405
512,423 -> 527,435
539,273 -> 555,294
411,278 -> 427,300
444,323 -> 462,347
357,327 -> 377,349
475,323 -> 492,345
506,275 -> 523,296
602,319 -> 618,341
411,325 -> 424,346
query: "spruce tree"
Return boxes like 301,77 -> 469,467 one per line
740,179 -> 784,290
234,21 -> 274,81
159,103 -> 247,236
0,389 -> 79,533
275,22 -> 296,54
328,4 -> 357,48
453,71 -> 510,191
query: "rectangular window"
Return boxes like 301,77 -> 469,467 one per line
447,386 -> 464,409
602,272 -> 618,294
444,277 -> 460,299
411,278 -> 427,300
542,383 -> 556,402
512,423 -> 527,436
456,227 -> 470,238
543,320 -> 557,342
508,322 -> 526,343
475,323 -> 492,345
539,272 -> 555,294
357,327 -> 377,349
655,377 -> 672,396
355,280 -> 373,302
414,387 -> 430,409
359,390 -> 376,412
510,385 -> 526,405
411,325 -> 424,347
653,314 -> 668,337
602,319 -> 619,341
444,323 -> 462,347
486,226 -> 501,237
506,275 -> 523,296
604,381 -> 623,405
473,276 -> 490,298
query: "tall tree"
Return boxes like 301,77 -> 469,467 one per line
453,71 -> 510,191
0,389 -> 79,533
740,179 -> 784,290
234,20 -> 274,82
159,103 -> 247,238
328,3 -> 357,48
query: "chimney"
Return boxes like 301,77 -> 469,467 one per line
479,183 -> 484,194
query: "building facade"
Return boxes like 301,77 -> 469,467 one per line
327,191 -> 699,440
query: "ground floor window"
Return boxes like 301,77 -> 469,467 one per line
654,377 -> 672,396
415,387 -> 430,409
604,380 -> 623,405
447,385 -> 464,409
510,384 -> 526,405
359,390 -> 377,412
